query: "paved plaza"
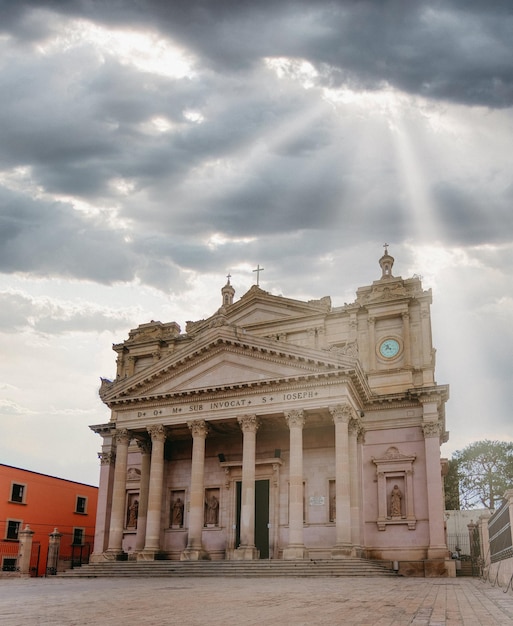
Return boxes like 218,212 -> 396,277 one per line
2,576 -> 513,625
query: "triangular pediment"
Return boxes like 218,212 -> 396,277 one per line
186,286 -> 331,336
100,326 -> 361,405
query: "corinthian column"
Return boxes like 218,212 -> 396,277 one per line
234,414 -> 260,560
329,404 -> 353,557
181,419 -> 210,560
349,416 -> 363,554
283,410 -> 308,560
106,428 -> 131,558
140,424 -> 167,559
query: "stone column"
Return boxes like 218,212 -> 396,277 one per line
348,416 -> 362,554
105,428 -> 131,558
135,440 -> 151,552
181,419 -> 210,560
283,409 -> 308,560
330,404 -> 353,557
234,414 -> 260,560
46,528 -> 62,575
421,406 -> 449,559
17,525 -> 35,576
139,424 -> 167,559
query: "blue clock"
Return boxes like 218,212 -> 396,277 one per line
379,338 -> 400,358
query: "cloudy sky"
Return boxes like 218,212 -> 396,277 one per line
1,1 -> 512,486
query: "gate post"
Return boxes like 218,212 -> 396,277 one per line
46,528 -> 62,575
17,525 -> 35,576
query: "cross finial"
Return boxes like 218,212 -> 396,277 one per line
253,264 -> 264,286
383,242 -> 389,255
226,272 -> 231,284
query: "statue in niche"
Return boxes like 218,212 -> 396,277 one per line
172,497 -> 184,527
127,499 -> 139,528
205,494 -> 219,526
390,485 -> 403,517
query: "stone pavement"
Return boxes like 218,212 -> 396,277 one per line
1,576 -> 513,625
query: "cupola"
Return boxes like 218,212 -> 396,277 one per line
379,244 -> 394,279
221,274 -> 235,306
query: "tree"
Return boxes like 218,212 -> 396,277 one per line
444,459 -> 461,510
450,440 -> 513,510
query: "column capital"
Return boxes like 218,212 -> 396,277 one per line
329,403 -> 354,424
348,417 -> 363,437
137,439 -> 151,455
422,421 -> 441,439
284,409 -> 305,429
98,451 -> 115,466
147,423 -> 167,442
187,419 -> 209,438
237,414 -> 260,433
114,428 -> 131,445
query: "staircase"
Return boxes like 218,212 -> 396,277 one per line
58,558 -> 395,578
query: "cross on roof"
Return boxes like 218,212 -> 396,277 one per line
383,242 -> 389,255
253,264 -> 264,286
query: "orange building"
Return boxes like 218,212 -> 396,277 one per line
0,464 -> 98,576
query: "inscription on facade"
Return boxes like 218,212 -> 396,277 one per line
136,390 -> 319,418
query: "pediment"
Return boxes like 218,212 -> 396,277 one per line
100,328 -> 351,405
186,287 -> 331,336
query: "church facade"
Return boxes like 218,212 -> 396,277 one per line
91,250 -> 451,573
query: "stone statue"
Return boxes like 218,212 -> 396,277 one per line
390,485 -> 402,517
172,497 -> 184,526
127,499 -> 139,528
205,494 -> 219,525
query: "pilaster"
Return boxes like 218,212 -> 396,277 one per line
105,428 -> 131,559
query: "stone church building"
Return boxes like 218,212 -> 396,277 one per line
91,249 -> 451,573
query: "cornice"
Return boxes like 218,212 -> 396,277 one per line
103,368 -> 370,408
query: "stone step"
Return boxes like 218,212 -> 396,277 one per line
58,558 -> 396,578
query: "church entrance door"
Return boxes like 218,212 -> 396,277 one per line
235,480 -> 270,559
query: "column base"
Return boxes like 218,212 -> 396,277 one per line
136,549 -> 164,561
231,546 -> 259,560
427,546 -> 450,560
180,547 -> 211,561
102,549 -> 128,561
282,545 -> 309,560
331,543 -> 353,559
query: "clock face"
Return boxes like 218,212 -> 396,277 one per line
379,338 -> 400,358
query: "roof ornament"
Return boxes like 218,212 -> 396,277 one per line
221,272 -> 235,306
379,243 -> 394,279
253,264 -> 264,286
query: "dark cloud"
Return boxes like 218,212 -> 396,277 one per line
0,188 -> 136,282
0,290 -> 135,334
3,1 -> 513,107
0,1 -> 511,291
